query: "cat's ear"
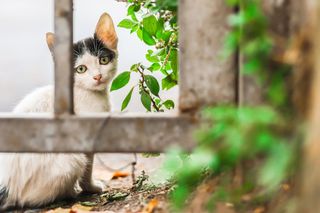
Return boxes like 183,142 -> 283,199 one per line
95,13 -> 118,49
46,32 -> 55,53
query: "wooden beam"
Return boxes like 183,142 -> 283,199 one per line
0,113 -> 197,153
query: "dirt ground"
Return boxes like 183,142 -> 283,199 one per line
6,155 -> 292,213
10,154 -> 171,213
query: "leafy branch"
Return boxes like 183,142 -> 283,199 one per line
111,0 -> 178,112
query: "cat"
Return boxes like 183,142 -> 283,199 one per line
0,12 -> 118,210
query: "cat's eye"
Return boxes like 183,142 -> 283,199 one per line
99,56 -> 110,65
75,65 -> 87,74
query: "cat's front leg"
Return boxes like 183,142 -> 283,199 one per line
79,154 -> 105,194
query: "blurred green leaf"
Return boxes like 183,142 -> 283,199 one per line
228,12 -> 246,27
225,0 -> 239,6
259,143 -> 292,192
171,185 -> 190,210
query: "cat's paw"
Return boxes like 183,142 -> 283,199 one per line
81,180 -> 105,194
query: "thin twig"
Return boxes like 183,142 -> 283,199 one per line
161,47 -> 172,72
131,153 -> 138,184
96,155 -> 134,172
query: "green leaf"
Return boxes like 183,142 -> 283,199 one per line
107,192 -> 130,202
170,48 -> 178,75
156,18 -> 165,39
145,75 -> 160,96
80,201 -> 98,207
142,15 -> 158,36
228,13 -> 246,27
137,27 -> 143,41
155,98 -> 161,105
162,31 -> 172,43
130,63 -> 139,72
259,143 -> 292,192
141,153 -> 161,158
127,4 -> 140,16
146,50 -> 159,63
121,87 -> 134,111
131,13 -> 138,22
162,75 -> 177,90
148,63 -> 161,72
127,5 -> 135,15
225,0 -> 239,6
118,19 -> 135,29
156,49 -> 166,57
141,91 -> 152,111
163,100 -> 175,109
130,24 -> 139,33
110,71 -> 131,91
142,28 -> 156,45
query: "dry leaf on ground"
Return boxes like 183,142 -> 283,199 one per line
111,171 -> 130,180
142,199 -> 158,213
253,206 -> 266,213
46,206 -> 115,213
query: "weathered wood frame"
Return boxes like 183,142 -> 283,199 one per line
0,0 -> 236,153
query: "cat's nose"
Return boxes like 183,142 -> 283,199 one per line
93,74 -> 102,81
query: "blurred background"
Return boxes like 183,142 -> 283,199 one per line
0,0 -> 178,112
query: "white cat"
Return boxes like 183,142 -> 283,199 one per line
0,12 -> 118,210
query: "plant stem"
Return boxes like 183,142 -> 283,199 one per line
137,67 -> 161,112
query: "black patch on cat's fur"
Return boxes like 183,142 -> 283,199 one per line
73,34 -> 115,64
0,186 -> 8,206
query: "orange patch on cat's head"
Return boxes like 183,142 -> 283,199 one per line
46,32 -> 55,53
95,13 -> 118,50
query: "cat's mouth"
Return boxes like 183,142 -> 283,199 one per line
95,80 -> 106,86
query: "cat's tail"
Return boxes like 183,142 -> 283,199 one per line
0,186 -> 9,210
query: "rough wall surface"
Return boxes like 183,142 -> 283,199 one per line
179,0 -> 236,111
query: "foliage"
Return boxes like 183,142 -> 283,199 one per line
162,0 -> 298,211
111,0 -> 179,112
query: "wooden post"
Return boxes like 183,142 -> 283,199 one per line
179,0 -> 236,112
54,0 -> 74,116
299,0 -> 320,211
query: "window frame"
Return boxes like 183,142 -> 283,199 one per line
0,0 -> 236,153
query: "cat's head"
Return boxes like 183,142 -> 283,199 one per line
46,13 -> 118,91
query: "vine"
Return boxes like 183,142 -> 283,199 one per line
162,0 -> 298,211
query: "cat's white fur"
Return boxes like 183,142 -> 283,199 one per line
0,13 -> 118,209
